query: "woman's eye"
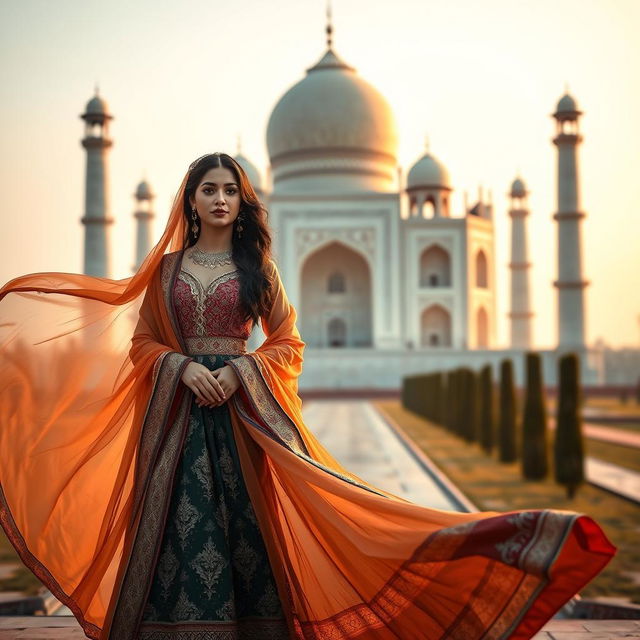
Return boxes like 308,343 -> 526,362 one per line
226,189 -> 237,195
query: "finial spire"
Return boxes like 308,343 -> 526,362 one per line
424,133 -> 430,153
326,0 -> 333,48
95,82 -> 99,96
237,133 -> 242,155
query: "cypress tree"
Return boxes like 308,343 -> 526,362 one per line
479,364 -> 494,454
459,368 -> 479,442
451,369 -> 462,436
554,353 -> 585,498
433,371 -> 445,425
521,352 -> 548,480
498,359 -> 517,462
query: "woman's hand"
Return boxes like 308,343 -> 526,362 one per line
181,361 -> 241,408
196,364 -> 241,408
181,361 -> 227,406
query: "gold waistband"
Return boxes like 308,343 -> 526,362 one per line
185,336 -> 247,355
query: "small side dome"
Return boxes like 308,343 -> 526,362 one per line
510,177 -> 527,198
86,94 -> 110,116
556,93 -> 578,113
135,179 -> 154,200
235,153 -> 263,191
407,152 -> 451,190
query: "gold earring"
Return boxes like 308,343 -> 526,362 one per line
236,211 -> 244,238
191,208 -> 199,237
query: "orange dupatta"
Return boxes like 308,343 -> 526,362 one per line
0,169 -> 616,640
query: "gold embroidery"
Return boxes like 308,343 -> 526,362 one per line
174,490 -> 203,551
178,269 -> 239,338
190,536 -> 229,600
110,389 -> 192,639
137,618 -> 291,639
155,544 -> 179,602
171,586 -> 204,622
185,336 -> 247,356
226,355 -> 307,454
232,533 -> 259,592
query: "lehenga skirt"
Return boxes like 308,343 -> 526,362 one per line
137,353 -> 291,640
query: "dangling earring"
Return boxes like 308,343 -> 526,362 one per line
191,208 -> 200,238
236,211 -> 245,239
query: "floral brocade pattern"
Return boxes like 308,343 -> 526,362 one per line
173,270 -> 253,342
139,354 -> 289,639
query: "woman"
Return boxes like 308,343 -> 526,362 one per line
0,152 -> 616,640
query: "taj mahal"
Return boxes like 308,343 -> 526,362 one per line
76,18 -> 637,389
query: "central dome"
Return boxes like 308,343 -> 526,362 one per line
266,47 -> 399,193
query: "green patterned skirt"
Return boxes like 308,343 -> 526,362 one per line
137,353 -> 290,640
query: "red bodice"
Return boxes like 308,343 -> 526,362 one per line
172,267 -> 253,353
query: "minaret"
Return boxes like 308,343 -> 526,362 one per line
551,90 -> 589,351
80,87 -> 114,277
508,176 -> 534,348
132,177 -> 155,273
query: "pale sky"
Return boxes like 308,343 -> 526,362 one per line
0,0 -> 638,349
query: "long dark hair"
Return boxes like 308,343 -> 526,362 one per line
182,152 -> 275,327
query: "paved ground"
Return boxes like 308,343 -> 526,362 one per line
585,456 -> 640,503
1,616 -> 640,639
550,417 -> 640,449
302,399 -> 468,510
548,417 -> 640,503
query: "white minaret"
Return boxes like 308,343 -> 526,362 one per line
80,88 -> 114,277
132,178 -> 155,273
508,176 -> 534,348
551,91 -> 589,351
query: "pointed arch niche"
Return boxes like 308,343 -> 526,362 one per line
420,304 -> 452,347
300,241 -> 372,348
420,244 -> 451,287
476,249 -> 488,288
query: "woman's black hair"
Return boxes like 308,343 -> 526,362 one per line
183,152 -> 275,327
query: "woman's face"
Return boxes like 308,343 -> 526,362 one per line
189,166 -> 242,232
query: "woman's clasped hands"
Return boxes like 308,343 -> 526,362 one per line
180,361 -> 241,408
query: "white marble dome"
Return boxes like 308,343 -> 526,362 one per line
266,47 -> 399,193
235,153 -> 263,192
407,152 -> 451,190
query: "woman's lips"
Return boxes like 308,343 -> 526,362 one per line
211,210 -> 227,216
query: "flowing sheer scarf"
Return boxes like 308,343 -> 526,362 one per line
0,167 -> 616,640
0,171 -> 192,634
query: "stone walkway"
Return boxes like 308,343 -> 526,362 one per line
2,617 -> 635,638
301,399 -> 472,511
549,417 -> 640,449
585,456 -> 640,503
547,417 -> 640,503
